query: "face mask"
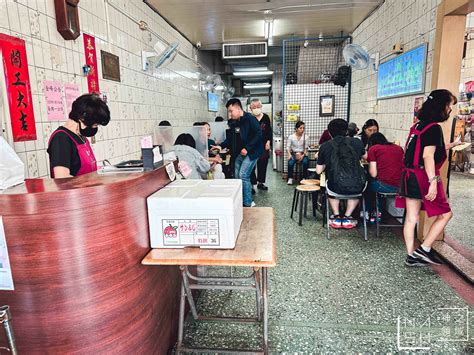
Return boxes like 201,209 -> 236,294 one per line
79,124 -> 98,137
252,108 -> 262,116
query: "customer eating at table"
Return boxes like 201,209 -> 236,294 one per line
316,119 -> 367,229
359,119 -> 379,148
365,132 -> 404,223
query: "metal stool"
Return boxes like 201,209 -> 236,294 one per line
293,161 -> 304,182
325,189 -> 367,241
0,305 -> 17,355
291,185 -> 321,226
375,191 -> 404,237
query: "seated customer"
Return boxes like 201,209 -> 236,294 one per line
316,119 -> 367,229
319,129 -> 332,145
199,122 -> 225,179
348,122 -> 359,137
287,121 -> 310,185
359,119 -> 379,149
172,134 -> 210,179
366,132 -> 404,222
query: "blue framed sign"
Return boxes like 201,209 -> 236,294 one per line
377,43 -> 427,100
207,92 -> 219,112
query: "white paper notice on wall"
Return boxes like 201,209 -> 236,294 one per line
0,217 -> 14,291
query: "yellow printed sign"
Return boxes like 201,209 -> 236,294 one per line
287,114 -> 299,122
287,104 -> 300,111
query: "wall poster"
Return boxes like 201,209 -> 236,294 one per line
0,33 -> 37,142
101,50 -> 120,82
319,95 -> 335,117
64,83 -> 81,114
44,80 -> 65,121
83,33 -> 100,94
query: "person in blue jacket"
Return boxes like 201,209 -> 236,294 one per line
225,98 -> 263,207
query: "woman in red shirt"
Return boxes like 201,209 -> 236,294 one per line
366,132 -> 404,222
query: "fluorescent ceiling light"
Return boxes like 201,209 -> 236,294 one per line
244,82 -> 269,86
244,84 -> 271,89
234,66 -> 268,72
264,19 -> 274,40
234,71 -> 273,77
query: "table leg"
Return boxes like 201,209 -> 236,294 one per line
262,267 -> 269,354
180,266 -> 199,319
253,267 -> 262,321
177,283 -> 186,354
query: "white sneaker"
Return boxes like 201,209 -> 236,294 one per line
287,178 -> 293,185
250,201 -> 256,207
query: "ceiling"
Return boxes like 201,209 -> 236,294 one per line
144,0 -> 384,49
144,0 -> 383,95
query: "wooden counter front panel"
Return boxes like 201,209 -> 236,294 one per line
0,167 -> 180,353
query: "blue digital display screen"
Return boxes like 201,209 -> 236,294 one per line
207,92 -> 219,112
377,43 -> 427,99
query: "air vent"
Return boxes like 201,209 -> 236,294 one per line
222,42 -> 268,59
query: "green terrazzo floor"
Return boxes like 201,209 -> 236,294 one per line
179,167 -> 474,353
446,172 -> 474,253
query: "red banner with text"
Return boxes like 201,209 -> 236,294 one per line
83,33 -> 100,94
0,33 -> 37,142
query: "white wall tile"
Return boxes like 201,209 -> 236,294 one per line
6,1 -> 21,34
350,0 -> 444,143
1,0 -> 225,178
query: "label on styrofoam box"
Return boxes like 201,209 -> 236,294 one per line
152,146 -> 162,163
165,163 -> 176,181
140,135 -> 153,148
162,219 -> 220,246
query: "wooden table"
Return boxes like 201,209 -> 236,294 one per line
142,207 -> 276,354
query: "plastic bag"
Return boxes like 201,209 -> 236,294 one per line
0,136 -> 24,189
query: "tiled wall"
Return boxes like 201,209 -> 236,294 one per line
0,0 -> 221,178
350,0 -> 442,144
461,13 -> 474,85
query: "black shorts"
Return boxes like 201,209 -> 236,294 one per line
399,171 -> 422,200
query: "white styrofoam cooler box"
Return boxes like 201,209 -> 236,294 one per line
147,179 -> 243,249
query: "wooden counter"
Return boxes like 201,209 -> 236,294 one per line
0,165 -> 180,353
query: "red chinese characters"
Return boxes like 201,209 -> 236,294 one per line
0,34 -> 37,142
179,223 -> 197,233
83,33 -> 100,94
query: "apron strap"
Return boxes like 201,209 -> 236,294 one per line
412,122 -> 438,167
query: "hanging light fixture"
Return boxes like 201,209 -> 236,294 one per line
264,18 -> 274,40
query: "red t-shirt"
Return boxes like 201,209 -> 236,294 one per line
367,144 -> 404,187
